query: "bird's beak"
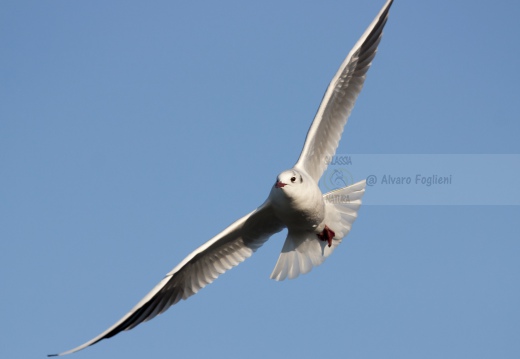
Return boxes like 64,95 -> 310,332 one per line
275,181 -> 287,188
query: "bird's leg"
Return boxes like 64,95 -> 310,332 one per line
317,225 -> 335,247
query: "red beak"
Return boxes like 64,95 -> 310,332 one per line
275,181 -> 287,188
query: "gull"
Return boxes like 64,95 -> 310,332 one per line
49,0 -> 393,356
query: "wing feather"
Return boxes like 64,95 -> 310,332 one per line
50,202 -> 283,357
295,0 -> 394,181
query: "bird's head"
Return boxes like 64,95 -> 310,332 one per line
274,169 -> 304,191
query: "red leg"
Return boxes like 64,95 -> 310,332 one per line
317,225 -> 335,247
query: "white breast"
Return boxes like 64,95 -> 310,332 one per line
268,176 -> 325,231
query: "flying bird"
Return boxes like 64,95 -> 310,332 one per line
49,0 -> 394,355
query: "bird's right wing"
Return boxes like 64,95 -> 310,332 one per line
50,201 -> 284,357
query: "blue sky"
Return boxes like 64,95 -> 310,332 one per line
2,1 -> 519,358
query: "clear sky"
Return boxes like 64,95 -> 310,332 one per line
2,1 -> 520,358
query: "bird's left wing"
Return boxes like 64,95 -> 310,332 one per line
295,0 -> 393,182
49,202 -> 283,356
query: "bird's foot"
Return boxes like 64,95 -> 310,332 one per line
317,225 -> 335,247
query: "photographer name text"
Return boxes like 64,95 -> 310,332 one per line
366,174 -> 453,187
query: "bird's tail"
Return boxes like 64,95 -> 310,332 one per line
269,180 -> 366,281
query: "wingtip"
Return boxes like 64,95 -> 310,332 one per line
47,354 -> 59,357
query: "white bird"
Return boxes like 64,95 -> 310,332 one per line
49,0 -> 393,356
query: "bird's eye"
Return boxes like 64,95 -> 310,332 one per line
290,176 -> 296,183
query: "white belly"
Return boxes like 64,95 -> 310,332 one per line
269,183 -> 325,232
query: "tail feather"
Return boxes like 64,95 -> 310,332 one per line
270,180 -> 366,281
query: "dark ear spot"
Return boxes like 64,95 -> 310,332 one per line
300,175 -> 303,183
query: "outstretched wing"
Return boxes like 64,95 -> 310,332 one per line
295,0 -> 393,182
50,202 -> 283,357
